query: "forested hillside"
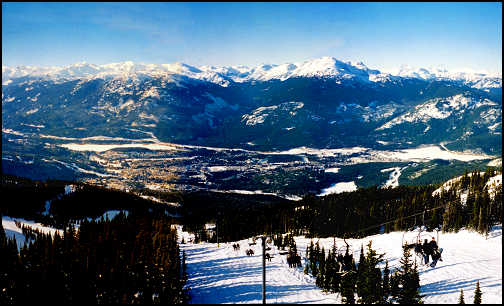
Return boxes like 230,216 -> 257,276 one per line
0,212 -> 189,304
185,167 -> 502,241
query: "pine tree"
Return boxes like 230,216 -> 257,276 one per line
356,244 -> 367,299
470,192 -> 480,230
358,244 -> 366,270
473,281 -> 482,304
323,249 -> 333,291
357,241 -> 384,304
316,247 -> 326,288
389,271 -> 401,302
382,260 -> 390,303
340,271 -> 356,304
458,289 -> 465,304
304,240 -> 315,276
311,241 -> 320,277
330,250 -> 340,292
396,247 -> 423,304
304,262 -> 310,275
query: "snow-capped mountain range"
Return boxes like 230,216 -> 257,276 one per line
391,65 -> 502,89
2,56 -> 502,160
3,56 -> 501,89
2,56 -> 502,195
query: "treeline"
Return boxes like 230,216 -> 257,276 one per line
1,174 -> 65,221
1,174 -> 178,228
180,190 -> 295,242
0,212 -> 189,304
441,169 -> 502,234
293,167 -> 502,238
304,240 -> 423,304
187,167 -> 501,241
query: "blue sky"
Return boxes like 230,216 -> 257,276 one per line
2,2 -> 502,73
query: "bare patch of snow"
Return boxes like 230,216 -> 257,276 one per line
381,166 -> 407,188
324,167 -> 340,173
59,142 -> 181,153
318,181 -> 357,196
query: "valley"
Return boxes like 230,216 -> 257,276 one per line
2,126 -> 499,199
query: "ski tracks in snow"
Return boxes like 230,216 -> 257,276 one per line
417,227 -> 502,304
178,226 -> 501,304
179,233 -> 340,304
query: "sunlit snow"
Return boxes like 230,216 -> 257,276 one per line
178,225 -> 502,304
318,181 -> 358,196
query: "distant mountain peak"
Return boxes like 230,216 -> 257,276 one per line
2,56 -> 501,89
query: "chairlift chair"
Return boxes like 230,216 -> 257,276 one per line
402,227 -> 431,260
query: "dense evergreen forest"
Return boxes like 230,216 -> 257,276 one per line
185,167 -> 502,242
0,212 -> 189,304
295,168 -> 502,238
306,240 -> 423,304
272,233 -> 424,303
1,174 -> 179,228
3,166 -> 501,245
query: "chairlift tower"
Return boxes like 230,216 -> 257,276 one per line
261,236 -> 266,304
217,211 -> 220,247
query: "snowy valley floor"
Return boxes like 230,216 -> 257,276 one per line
178,226 -> 502,304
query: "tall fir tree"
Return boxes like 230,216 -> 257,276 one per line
356,244 -> 367,298
357,241 -> 384,304
396,247 -> 423,304
316,247 -> 326,288
340,271 -> 356,304
382,259 -> 391,303
458,289 -> 465,304
473,281 -> 482,304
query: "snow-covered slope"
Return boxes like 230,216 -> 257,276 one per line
432,172 -> 502,196
226,57 -> 384,83
178,225 -> 502,304
2,216 -> 62,250
377,94 -> 499,131
393,65 -> 502,89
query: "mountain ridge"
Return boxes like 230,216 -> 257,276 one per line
3,56 -> 502,89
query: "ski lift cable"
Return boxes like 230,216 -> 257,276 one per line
347,204 -> 446,236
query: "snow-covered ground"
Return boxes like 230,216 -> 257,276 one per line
2,217 -> 500,303
317,181 -> 358,196
2,210 -> 129,250
2,217 -> 62,250
178,225 -> 502,304
381,166 -> 407,188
